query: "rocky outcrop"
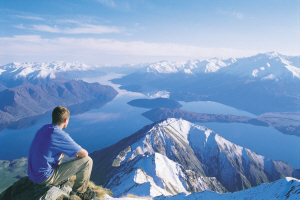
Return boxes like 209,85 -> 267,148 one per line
0,176 -> 72,200
0,176 -> 113,200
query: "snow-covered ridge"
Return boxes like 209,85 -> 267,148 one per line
115,118 -> 288,172
154,177 -> 300,200
99,118 -> 298,198
145,58 -> 233,74
142,52 -> 300,79
0,61 -> 98,80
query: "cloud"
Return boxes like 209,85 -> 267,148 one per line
13,15 -> 44,21
0,35 -> 258,61
31,25 -> 61,33
63,24 -> 122,34
19,24 -> 122,34
56,19 -> 81,24
217,9 -> 244,19
14,24 -> 26,29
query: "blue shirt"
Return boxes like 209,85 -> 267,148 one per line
28,124 -> 82,183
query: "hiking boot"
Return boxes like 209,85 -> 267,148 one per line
76,187 -> 96,200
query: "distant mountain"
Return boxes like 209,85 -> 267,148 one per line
98,63 -> 150,74
112,52 -> 300,114
135,58 -> 236,75
142,108 -> 300,136
0,79 -> 118,125
154,177 -> 300,200
0,98 -> 114,131
0,61 -> 106,89
142,108 -> 267,125
128,52 -> 299,78
90,118 -> 300,197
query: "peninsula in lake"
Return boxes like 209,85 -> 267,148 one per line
127,98 -> 182,109
142,108 -> 300,136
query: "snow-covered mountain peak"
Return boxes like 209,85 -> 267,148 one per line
220,52 -> 300,79
146,61 -> 186,74
265,51 -> 280,58
138,53 -> 299,79
91,118 -> 300,198
145,58 -> 235,75
112,117 -> 295,173
0,61 -> 97,81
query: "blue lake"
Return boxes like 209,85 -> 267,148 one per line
0,73 -> 299,169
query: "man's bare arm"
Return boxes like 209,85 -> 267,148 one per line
75,149 -> 88,158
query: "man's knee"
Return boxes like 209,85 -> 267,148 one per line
83,156 -> 93,167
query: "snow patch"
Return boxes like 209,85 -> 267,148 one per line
148,91 -> 170,98
261,74 -> 277,80
184,69 -> 193,74
266,52 -> 279,58
252,69 -> 258,77
0,69 -> 5,75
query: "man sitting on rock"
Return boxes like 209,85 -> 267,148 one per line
28,106 -> 95,200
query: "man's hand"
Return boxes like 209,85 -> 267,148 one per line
75,149 -> 88,158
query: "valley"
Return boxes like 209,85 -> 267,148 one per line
0,56 -> 299,199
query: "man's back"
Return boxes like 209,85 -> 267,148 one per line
28,123 -> 81,183
27,106 -> 95,199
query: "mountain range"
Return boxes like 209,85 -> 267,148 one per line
1,118 -> 299,199
90,118 -> 300,197
0,55 -> 299,199
0,79 -> 118,125
0,61 -> 106,89
112,52 -> 300,114
0,61 -> 120,125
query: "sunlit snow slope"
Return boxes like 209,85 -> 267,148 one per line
90,118 -> 300,197
154,177 -> 300,200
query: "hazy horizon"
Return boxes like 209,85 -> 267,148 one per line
0,0 -> 299,65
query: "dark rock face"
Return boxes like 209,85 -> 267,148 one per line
0,176 -> 71,200
127,98 -> 182,109
0,79 -> 118,125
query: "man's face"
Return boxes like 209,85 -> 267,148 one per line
63,117 -> 69,129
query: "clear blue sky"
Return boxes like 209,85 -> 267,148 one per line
0,0 -> 299,65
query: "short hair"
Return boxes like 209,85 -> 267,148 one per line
52,106 -> 70,125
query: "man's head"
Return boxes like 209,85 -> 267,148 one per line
52,106 -> 70,129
